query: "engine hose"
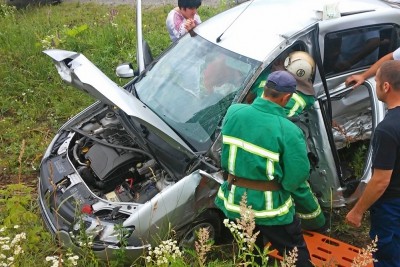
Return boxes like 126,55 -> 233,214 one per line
73,136 -> 88,166
78,166 -> 107,189
70,126 -> 154,158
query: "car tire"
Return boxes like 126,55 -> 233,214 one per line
178,210 -> 222,249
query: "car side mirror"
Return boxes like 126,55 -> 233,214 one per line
116,40 -> 153,79
116,63 -> 136,78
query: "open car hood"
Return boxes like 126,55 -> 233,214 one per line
44,49 -> 194,155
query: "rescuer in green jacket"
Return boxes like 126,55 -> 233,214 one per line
215,70 -> 313,266
247,51 -> 316,117
246,51 -> 326,231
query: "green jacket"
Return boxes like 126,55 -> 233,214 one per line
215,97 -> 311,226
248,76 -> 325,229
251,74 -> 315,117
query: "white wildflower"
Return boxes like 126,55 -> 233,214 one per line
13,245 -> 23,255
1,245 -> 10,251
46,256 -> 57,261
67,254 -> 79,266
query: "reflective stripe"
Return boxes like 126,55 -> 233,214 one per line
297,205 -> 322,219
292,93 -> 306,108
288,93 -> 306,117
297,193 -> 322,219
265,191 -> 273,210
217,187 -> 292,218
267,159 -> 274,180
228,184 -> 236,203
223,136 -> 279,162
228,145 -> 237,175
223,135 -> 279,211
288,103 -> 300,117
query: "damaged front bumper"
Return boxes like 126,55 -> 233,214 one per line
37,132 -> 223,261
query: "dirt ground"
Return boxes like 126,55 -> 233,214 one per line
326,206 -> 371,248
0,173 -> 38,188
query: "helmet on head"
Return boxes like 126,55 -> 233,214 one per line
284,51 -> 315,82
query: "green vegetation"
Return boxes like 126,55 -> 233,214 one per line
338,140 -> 369,180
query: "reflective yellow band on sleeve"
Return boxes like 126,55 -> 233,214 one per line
297,205 -> 322,219
223,135 -> 279,162
292,93 -> 306,108
288,93 -> 307,117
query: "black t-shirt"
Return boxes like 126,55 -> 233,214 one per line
372,106 -> 400,199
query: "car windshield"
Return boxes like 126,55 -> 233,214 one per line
135,34 -> 259,151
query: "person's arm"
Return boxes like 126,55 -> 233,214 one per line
280,123 -> 310,192
345,52 -> 394,89
184,19 -> 196,31
245,92 -> 256,104
345,168 -> 392,227
184,14 -> 201,32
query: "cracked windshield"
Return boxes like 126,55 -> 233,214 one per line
136,34 -> 259,151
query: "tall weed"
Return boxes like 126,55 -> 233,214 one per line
0,183 -> 54,266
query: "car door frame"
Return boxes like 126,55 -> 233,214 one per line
315,12 -> 398,206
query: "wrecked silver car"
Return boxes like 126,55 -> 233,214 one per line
38,0 -> 400,261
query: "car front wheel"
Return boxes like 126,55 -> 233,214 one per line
178,210 -> 222,249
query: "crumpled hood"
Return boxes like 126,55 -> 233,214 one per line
44,49 -> 194,155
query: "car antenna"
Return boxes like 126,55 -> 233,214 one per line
216,0 -> 255,43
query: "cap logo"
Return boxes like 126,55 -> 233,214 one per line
296,69 -> 305,77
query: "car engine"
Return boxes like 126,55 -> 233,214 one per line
69,108 -> 175,204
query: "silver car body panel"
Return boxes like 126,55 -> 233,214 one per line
43,49 -> 194,154
195,0 -> 393,62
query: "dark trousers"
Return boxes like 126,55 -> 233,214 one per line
370,198 -> 400,267
255,215 -> 313,267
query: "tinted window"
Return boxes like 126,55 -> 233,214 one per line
324,25 -> 400,76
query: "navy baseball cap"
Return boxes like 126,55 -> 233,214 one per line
265,70 -> 297,93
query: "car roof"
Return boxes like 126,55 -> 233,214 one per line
194,0 -> 396,62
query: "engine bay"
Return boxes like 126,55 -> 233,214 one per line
68,108 -> 175,204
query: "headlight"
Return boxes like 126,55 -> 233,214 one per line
70,217 -> 135,247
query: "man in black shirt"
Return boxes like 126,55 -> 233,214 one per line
346,60 -> 400,267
